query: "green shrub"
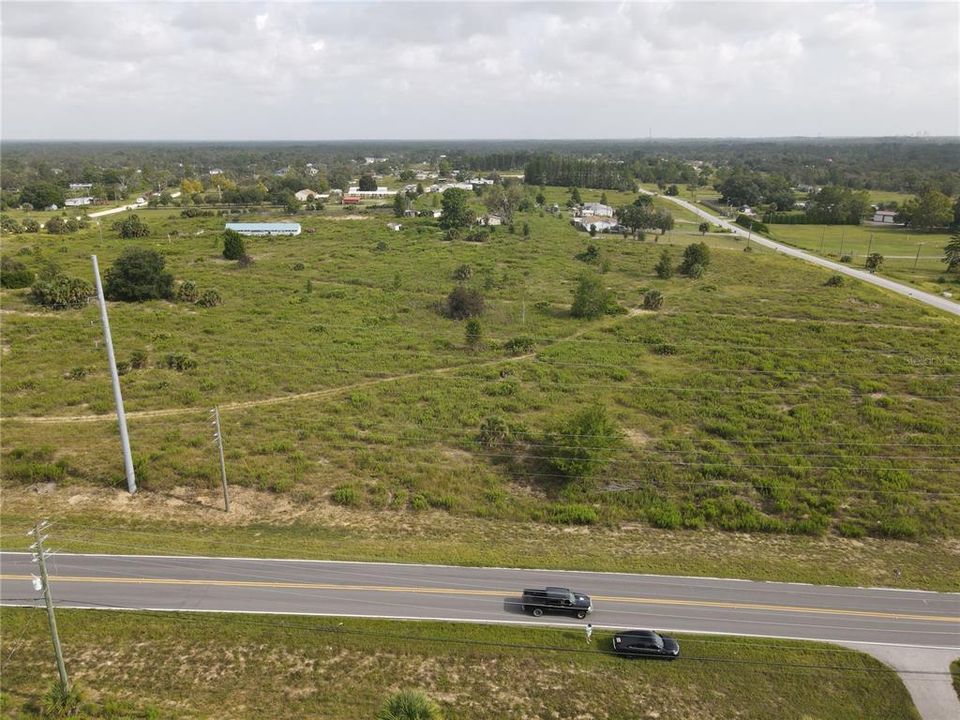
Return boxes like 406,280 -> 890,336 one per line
176,280 -> 199,303
453,264 -> 473,281
331,485 -> 361,507
112,213 -> 150,238
29,275 -> 92,309
642,289 -> 664,310
503,336 -> 535,355
878,516 -> 920,540
1,256 -> 33,288
40,680 -> 84,718
103,248 -> 174,302
550,503 -> 599,525
163,354 -> 198,372
130,350 -> 148,369
654,249 -> 673,279
679,242 -> 711,276
647,502 -> 682,529
410,493 -> 430,511
446,286 -> 484,319
825,274 -> 845,287
195,289 -> 223,308
571,273 -> 621,319
837,522 -> 866,538
223,229 -> 246,260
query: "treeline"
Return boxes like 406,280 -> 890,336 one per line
524,155 -> 634,191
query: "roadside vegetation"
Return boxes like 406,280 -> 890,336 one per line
0,608 -> 921,720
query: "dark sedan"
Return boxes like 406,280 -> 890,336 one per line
612,630 -> 680,660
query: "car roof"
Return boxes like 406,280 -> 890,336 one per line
618,630 -> 659,638
544,586 -> 572,593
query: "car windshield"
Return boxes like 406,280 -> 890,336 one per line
567,592 -> 576,604
652,633 -> 664,648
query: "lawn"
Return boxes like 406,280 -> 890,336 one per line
0,608 -> 921,720
2,193 -> 959,584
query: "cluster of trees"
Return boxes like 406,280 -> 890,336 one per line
615,197 -> 675,237
439,188 -> 476,229
716,169 -> 795,210
524,155 -> 634,191
896,188 -> 956,230
804,186 -> 871,225
103,248 -> 174,302
112,214 -> 150,238
571,273 -> 623,319
1,215 -> 41,234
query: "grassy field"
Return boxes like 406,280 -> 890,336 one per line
2,191 -> 959,585
0,608 -> 921,719
764,222 -> 958,293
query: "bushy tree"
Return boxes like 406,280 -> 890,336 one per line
698,222 -> 710,235
865,253 -> 884,273
103,248 -> 174,301
439,188 -> 475,230
1,215 -> 23,234
376,690 -> 443,720
446,286 -> 484,319
30,275 -> 92,309
679,242 -> 711,276
545,405 -> 621,479
576,244 -> 600,264
1,256 -> 34,288
571,273 -> 620,319
655,249 -> 673,279
944,232 -> 960,272
19,182 -> 64,209
392,192 -> 408,217
195,289 -> 223,307
897,188 -> 954,230
45,216 -> 67,235
223,229 -> 246,260
479,415 -> 513,447
358,174 -> 377,191
112,214 -> 150,239
569,186 -> 583,205
22,218 -> 41,233
176,280 -> 199,303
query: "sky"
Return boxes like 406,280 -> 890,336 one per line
1,0 -> 957,140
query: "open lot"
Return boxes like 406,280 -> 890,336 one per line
2,193 -> 959,588
0,608 -> 921,719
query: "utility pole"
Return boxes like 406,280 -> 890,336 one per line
91,255 -> 136,494
865,233 -> 874,264
746,220 -> 753,250
839,229 -> 846,258
914,242 -> 923,271
818,226 -> 826,254
30,521 -> 69,690
211,406 -> 230,512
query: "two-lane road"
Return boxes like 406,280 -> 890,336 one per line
2,553 -> 958,717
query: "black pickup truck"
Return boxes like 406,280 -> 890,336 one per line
521,587 -> 593,618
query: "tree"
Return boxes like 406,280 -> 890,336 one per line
223,229 -> 246,260
643,289 -> 664,310
446,286 -> 484,319
600,192 -> 608,204
698,222 -> 710,235
392,193 -> 409,217
22,218 -> 41,233
376,690 -> 443,720
569,187 -> 583,206
1,215 -> 22,234
544,405 -> 621,479
522,222 -> 530,237
575,244 -> 600,264
897,188 -> 954,230
45,216 -> 67,235
479,415 -> 512,447
806,186 -> 870,225
679,242 -> 711,276
535,191 -> 546,206
571,273 -> 620,319
180,178 -> 203,195
29,275 -> 92,309
19,182 -> 64,209
653,209 -> 674,235
944,232 -> 960,272
465,319 -> 483,349
358,174 -> 377,192
1,256 -> 34,288
615,204 -> 653,238
865,253 -> 884,273
112,214 -> 150,239
666,184 -> 679,196
439,188 -> 475,230
654,249 -> 673,279
103,248 -> 174,302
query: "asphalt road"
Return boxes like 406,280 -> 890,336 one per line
641,190 -> 960,317
2,552 -> 958,718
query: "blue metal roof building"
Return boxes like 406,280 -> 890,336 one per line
225,222 -> 302,236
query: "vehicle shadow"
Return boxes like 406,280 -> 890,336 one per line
502,597 -> 526,615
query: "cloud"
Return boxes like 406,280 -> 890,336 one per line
1,1 -> 956,140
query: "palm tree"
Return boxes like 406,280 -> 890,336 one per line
944,231 -> 960,272
376,690 -> 443,720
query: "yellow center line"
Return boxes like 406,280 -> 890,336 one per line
2,574 -> 956,624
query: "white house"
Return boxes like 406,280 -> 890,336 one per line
65,197 -> 94,207
581,202 -> 614,217
572,217 -> 620,233
69,183 -> 93,190
872,210 -> 900,224
295,189 -> 319,202
225,222 -> 302,236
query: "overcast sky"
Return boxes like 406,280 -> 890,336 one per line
1,0 -> 957,140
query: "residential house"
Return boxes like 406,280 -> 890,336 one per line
64,197 -> 94,207
872,210 -> 900,224
581,202 -> 614,217
295,189 -> 320,202
69,183 -> 93,191
225,222 -> 302,236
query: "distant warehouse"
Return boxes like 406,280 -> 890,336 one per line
225,222 -> 301,236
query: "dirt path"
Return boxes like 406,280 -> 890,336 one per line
2,308 -> 651,425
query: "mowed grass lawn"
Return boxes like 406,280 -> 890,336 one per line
2,192 -> 959,569
0,609 -> 921,720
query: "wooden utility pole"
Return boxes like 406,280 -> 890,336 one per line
212,407 -> 230,512
31,521 -> 69,690
914,243 -> 923,271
